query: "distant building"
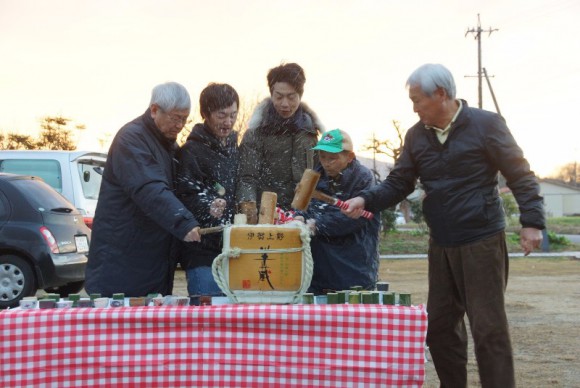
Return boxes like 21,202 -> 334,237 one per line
538,179 -> 580,217
356,156 -> 423,223
357,156 -> 393,181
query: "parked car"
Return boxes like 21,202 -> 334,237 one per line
0,173 -> 90,308
0,150 -> 107,228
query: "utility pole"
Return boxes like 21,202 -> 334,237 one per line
482,68 -> 501,116
465,14 -> 498,108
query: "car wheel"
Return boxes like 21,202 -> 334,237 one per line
0,255 -> 36,309
44,280 -> 85,297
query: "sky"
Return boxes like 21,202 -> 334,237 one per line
1,0 -> 579,177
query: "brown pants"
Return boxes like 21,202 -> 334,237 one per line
427,232 -> 515,388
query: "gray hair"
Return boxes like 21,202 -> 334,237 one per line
406,64 -> 456,99
150,82 -> 191,111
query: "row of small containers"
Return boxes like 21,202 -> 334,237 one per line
302,282 -> 412,306
18,281 -> 411,309
18,293 -> 189,309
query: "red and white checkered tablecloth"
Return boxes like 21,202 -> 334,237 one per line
1,304 -> 427,388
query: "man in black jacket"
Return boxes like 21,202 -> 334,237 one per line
85,82 -> 201,297
237,63 -> 323,216
343,64 -> 544,388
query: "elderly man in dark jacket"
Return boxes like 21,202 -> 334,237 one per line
85,82 -> 201,297
237,63 -> 323,217
296,129 -> 380,293
344,64 -> 544,388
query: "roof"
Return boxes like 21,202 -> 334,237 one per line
539,178 -> 580,192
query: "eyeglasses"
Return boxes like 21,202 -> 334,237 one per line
160,109 -> 189,124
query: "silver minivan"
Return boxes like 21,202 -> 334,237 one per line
0,150 -> 107,228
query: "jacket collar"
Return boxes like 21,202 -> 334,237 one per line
186,123 -> 238,152
142,108 -> 176,151
248,98 -> 324,134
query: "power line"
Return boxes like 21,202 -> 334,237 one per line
465,14 -> 498,109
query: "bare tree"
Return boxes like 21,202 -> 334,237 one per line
36,115 -> 77,150
1,115 -> 80,150
364,120 -> 416,227
0,132 -> 37,150
363,120 -> 405,162
549,162 -> 579,186
234,94 -> 262,140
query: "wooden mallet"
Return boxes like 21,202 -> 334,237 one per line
198,225 -> 225,235
291,169 -> 374,219
258,191 -> 278,224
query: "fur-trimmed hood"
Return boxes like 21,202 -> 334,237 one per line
247,98 -> 325,133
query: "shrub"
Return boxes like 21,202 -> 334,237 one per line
381,208 -> 397,235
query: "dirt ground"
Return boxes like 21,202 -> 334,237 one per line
171,257 -> 580,387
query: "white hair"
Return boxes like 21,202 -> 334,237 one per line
406,64 -> 456,99
150,82 -> 191,111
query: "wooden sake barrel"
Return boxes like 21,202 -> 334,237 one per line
212,223 -> 313,304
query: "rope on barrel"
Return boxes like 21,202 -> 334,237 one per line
212,222 -> 314,304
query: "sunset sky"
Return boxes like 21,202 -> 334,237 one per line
1,0 -> 579,177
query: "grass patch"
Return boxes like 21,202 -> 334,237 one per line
506,215 -> 580,234
380,227 -> 580,255
546,216 -> 580,234
380,230 -> 429,254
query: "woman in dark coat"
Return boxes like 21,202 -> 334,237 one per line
176,83 -> 239,296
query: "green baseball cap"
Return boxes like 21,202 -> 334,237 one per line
312,129 -> 353,153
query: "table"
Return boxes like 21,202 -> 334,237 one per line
1,304 -> 427,387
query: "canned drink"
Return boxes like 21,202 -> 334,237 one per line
129,297 -> 147,307
19,299 -> 38,309
327,292 -> 339,304
67,293 -> 81,307
56,300 -> 73,308
110,299 -> 124,307
348,292 -> 361,304
93,297 -> 110,308
361,292 -> 373,304
382,292 -> 396,305
45,293 -> 60,301
38,299 -> 56,309
77,299 -> 93,308
337,291 -> 348,304
302,293 -> 315,304
399,292 -> 412,306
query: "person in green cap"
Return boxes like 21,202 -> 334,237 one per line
294,129 -> 381,293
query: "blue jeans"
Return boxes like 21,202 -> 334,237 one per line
185,266 -> 222,296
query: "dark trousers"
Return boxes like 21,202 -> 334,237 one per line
427,231 -> 515,388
